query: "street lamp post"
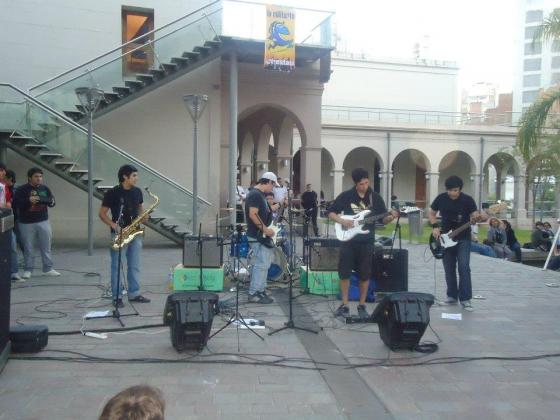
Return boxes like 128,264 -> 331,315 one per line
182,94 -> 208,235
75,87 -> 104,256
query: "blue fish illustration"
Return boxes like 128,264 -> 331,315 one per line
268,21 -> 293,49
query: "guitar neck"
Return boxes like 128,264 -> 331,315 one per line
448,221 -> 472,239
359,212 -> 389,226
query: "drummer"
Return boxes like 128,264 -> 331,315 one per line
266,192 -> 281,223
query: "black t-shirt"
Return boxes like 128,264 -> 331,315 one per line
244,188 -> 272,238
430,192 -> 477,241
301,190 -> 318,210
13,183 -> 55,224
329,187 -> 387,243
102,185 -> 143,232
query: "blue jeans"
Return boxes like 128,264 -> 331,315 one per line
470,241 -> 497,258
443,239 -> 472,302
11,231 -> 19,274
18,221 -> 53,272
110,235 -> 142,300
547,256 -> 560,271
248,238 -> 273,295
509,241 -> 522,262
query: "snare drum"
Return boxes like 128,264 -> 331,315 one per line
267,247 -> 287,281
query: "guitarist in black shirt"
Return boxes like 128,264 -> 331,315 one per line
244,172 -> 279,304
429,176 -> 481,312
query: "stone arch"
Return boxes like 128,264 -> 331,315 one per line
342,147 -> 384,193
438,151 -> 477,195
391,149 -> 431,208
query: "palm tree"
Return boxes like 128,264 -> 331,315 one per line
517,9 -> 560,160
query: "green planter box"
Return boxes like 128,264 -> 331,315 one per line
173,266 -> 224,291
299,266 -> 340,295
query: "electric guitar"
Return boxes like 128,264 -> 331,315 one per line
335,209 -> 402,242
429,202 -> 508,259
259,223 -> 281,248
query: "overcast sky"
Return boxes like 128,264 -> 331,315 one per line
282,0 -> 519,93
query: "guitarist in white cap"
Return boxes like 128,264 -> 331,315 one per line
429,175 -> 482,312
329,168 -> 397,320
244,172 -> 280,304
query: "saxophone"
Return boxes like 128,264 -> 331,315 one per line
111,188 -> 160,251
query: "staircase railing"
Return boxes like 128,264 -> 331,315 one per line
0,83 -> 210,233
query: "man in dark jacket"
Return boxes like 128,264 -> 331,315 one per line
13,167 -> 60,279
301,183 -> 319,237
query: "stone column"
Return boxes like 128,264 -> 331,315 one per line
425,172 -> 440,210
255,160 -> 269,179
472,173 -> 482,208
301,146 -> 322,194
276,155 -> 291,181
332,169 -> 344,197
513,175 -> 527,220
239,163 -> 252,188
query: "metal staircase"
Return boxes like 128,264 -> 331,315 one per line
0,83 -> 210,244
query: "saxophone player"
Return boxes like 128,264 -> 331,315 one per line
99,164 -> 151,308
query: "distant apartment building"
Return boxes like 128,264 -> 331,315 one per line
513,0 -> 560,114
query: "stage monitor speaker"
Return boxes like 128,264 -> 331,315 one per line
9,325 -> 49,353
163,292 -> 219,352
373,248 -> 408,293
305,237 -> 340,271
183,235 -> 223,268
371,292 -> 434,350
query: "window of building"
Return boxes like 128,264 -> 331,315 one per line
523,74 -> 540,87
524,58 -> 541,71
122,6 -> 155,76
551,73 -> 560,84
553,40 -> 560,53
525,42 -> 542,55
522,90 -> 540,103
553,56 -> 560,68
525,26 -> 538,40
526,10 -> 543,23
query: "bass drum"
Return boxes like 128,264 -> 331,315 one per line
267,247 -> 288,281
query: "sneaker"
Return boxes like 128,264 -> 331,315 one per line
259,291 -> 274,303
22,271 -> 32,279
247,291 -> 274,304
43,269 -> 61,277
11,273 -> 22,281
129,295 -> 151,303
248,292 -> 260,303
444,297 -> 458,305
357,304 -> 369,320
335,304 -> 350,318
461,300 -> 474,312
113,299 -> 124,308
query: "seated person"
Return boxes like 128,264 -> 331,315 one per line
99,385 -> 165,420
502,219 -> 522,263
546,242 -> 560,271
470,223 -> 497,258
543,222 -> 556,240
487,218 -> 514,260
531,221 -> 552,251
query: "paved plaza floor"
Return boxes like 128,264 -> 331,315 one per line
1,237 -> 560,419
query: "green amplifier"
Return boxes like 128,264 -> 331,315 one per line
299,266 -> 340,295
173,266 -> 224,292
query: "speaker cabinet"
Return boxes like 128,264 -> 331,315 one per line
163,292 -> 219,352
305,237 -> 340,271
371,292 -> 434,350
373,248 -> 408,293
183,235 -> 223,268
0,211 -> 13,372
9,325 -> 49,353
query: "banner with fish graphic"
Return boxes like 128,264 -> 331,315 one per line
264,4 -> 296,72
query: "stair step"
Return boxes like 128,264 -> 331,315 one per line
81,177 -> 104,185
124,79 -> 144,91
39,152 -> 64,162
68,169 -> 89,179
149,67 -> 166,80
96,185 -> 114,193
149,217 -> 165,224
10,135 -> 34,143
204,40 -> 222,49
113,86 -> 132,96
136,73 -> 155,84
170,56 -> 189,67
102,92 -> 120,104
54,162 -> 77,170
160,62 -> 178,73
161,224 -> 179,231
24,144 -> 48,153
193,46 -> 211,56
182,51 -> 200,60
64,110 -> 85,121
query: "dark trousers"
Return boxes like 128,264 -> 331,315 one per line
304,207 -> 319,236
547,256 -> 560,271
442,239 -> 472,302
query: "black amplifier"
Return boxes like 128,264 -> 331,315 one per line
183,235 -> 223,268
305,237 -> 340,271
373,248 -> 408,293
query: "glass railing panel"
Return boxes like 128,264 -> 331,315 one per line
0,84 -> 209,231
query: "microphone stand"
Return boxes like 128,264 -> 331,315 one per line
197,223 -> 204,291
269,187 -> 318,336
389,212 -> 402,256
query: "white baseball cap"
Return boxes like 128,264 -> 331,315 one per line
261,171 -> 280,187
